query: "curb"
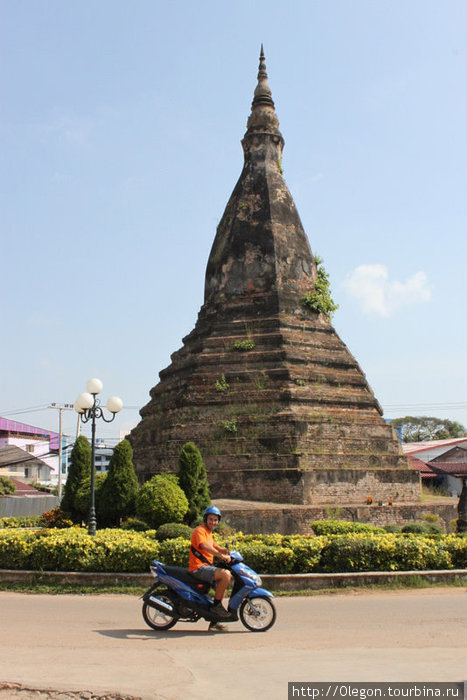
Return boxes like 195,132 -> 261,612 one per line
0,568 -> 465,591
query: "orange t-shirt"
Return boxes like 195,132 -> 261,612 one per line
189,524 -> 214,571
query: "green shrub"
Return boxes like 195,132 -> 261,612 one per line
443,534 -> 467,568
120,518 -> 151,532
320,533 -> 398,572
157,537 -> 190,567
232,339 -> 255,351
90,530 -> 158,572
74,472 -> 108,525
284,535 -> 329,572
215,374 -> 229,392
239,541 -> 295,574
135,474 -> 188,528
319,533 -> 454,573
0,528 -> 464,574
156,523 -> 193,541
301,256 -> 339,317
311,520 -> 386,535
0,530 -> 35,568
401,522 -> 444,535
0,515 -> 42,529
214,520 -> 237,538
0,528 -> 159,573
39,507 -> 73,529
0,476 -> 16,495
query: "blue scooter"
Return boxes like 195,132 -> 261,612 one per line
141,549 -> 276,632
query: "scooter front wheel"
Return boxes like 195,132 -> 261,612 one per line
239,595 -> 276,632
142,589 -> 177,631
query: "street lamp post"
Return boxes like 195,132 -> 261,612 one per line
73,378 -> 123,535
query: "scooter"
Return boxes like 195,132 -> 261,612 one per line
141,549 -> 276,632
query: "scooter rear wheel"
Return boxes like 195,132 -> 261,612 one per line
142,588 -> 177,631
239,595 -> 276,632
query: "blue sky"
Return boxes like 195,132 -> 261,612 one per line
1,0 -> 466,443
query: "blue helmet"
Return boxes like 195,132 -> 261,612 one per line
203,505 -> 221,523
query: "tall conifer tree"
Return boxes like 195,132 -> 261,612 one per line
61,435 -> 91,522
99,439 -> 139,527
178,442 -> 211,524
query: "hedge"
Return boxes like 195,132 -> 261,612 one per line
0,528 -> 465,574
311,520 -> 386,535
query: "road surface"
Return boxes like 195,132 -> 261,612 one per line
0,589 -> 466,700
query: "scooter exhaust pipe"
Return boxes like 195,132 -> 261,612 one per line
146,596 -> 174,614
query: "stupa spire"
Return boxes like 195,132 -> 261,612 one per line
244,46 -> 282,142
252,44 -> 275,109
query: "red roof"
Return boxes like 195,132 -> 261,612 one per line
407,455 -> 437,478
426,461 -> 467,477
8,478 -> 45,496
403,438 -> 467,455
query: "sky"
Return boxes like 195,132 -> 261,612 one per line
1,0 -> 466,446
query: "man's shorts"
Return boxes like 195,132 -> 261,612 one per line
190,565 -> 217,584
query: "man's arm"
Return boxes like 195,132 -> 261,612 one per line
199,541 -> 230,562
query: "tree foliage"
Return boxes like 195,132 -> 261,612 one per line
0,476 -> 16,495
99,439 -> 139,527
60,435 -> 91,522
390,416 -> 467,443
74,472 -> 108,524
178,442 -> 211,524
135,474 -> 188,528
302,255 -> 339,317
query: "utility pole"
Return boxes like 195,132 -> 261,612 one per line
49,403 -> 74,500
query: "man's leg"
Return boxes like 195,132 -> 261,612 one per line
212,568 -> 231,603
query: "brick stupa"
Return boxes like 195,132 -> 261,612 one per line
130,49 -> 418,505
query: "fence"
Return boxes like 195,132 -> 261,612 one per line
0,496 -> 60,518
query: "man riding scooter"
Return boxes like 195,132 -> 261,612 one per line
189,506 -> 231,628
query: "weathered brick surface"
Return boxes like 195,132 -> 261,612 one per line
215,499 -> 457,534
130,50 -> 417,505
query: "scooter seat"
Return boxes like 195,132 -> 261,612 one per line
162,565 -> 211,593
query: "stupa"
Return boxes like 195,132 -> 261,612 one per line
130,48 -> 418,505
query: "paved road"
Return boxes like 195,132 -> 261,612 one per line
1,589 -> 466,700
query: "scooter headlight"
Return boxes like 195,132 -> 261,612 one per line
253,573 -> 262,586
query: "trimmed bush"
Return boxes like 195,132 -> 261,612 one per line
319,533 -> 458,573
284,535 -> 329,573
401,522 -> 444,535
157,537 -> 190,567
135,474 -> 188,528
156,523 -> 193,541
121,518 -> 151,532
0,528 -> 159,573
311,520 -> 386,536
0,530 -> 35,568
238,540 -> 295,574
0,515 -> 42,529
0,528 -> 464,574
444,534 -> 467,568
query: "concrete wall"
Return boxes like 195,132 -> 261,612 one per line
0,496 -> 60,517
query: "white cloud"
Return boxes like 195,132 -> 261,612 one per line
343,264 -> 431,317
